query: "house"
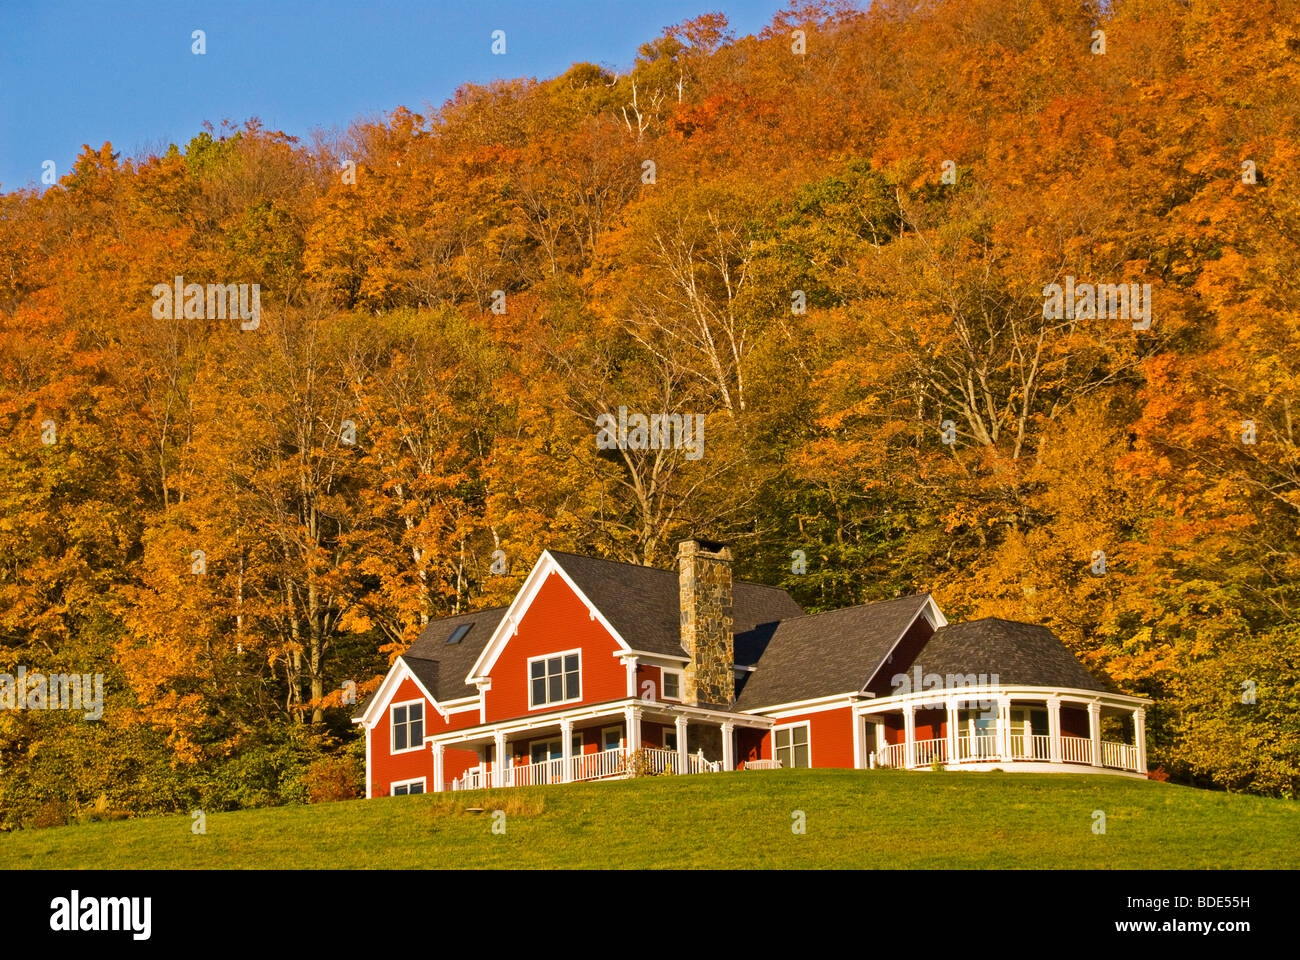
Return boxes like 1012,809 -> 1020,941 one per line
352,539 -> 1150,796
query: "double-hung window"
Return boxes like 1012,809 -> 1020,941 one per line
661,668 -> 683,701
774,722 -> 811,769
391,701 -> 424,752
391,779 -> 425,796
528,651 -> 581,709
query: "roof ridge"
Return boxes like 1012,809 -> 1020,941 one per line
417,603 -> 510,625
769,592 -> 930,627
937,616 -> 1047,630
547,549 -> 796,591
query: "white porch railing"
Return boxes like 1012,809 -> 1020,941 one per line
1101,740 -> 1138,771
876,733 -> 1139,772
957,733 -> 999,761
878,742 -> 906,768
448,747 -> 719,792
1060,735 -> 1093,765
571,747 -> 627,782
743,759 -> 782,770
914,737 -> 947,766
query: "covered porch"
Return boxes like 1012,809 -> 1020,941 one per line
430,700 -> 769,792
856,686 -> 1148,776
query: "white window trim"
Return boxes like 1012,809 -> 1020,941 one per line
390,698 -> 426,754
662,724 -> 679,752
660,667 -> 684,702
773,721 -> 812,769
526,648 -> 583,711
600,724 -> 624,752
390,777 -> 427,795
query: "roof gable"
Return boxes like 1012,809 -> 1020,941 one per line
906,618 -> 1113,693
351,606 -> 505,725
466,551 -> 632,682
735,594 -> 943,710
549,550 -> 803,659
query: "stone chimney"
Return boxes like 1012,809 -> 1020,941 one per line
677,538 -> 734,708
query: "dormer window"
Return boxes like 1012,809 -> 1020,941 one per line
528,650 -> 581,709
391,701 -> 424,752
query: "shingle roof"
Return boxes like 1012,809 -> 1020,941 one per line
909,618 -> 1112,693
733,594 -> 933,710
548,551 -> 803,659
351,605 -> 506,719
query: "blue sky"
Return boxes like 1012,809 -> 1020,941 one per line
0,0 -> 797,193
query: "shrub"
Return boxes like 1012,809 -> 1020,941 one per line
31,799 -> 70,829
305,756 -> 362,803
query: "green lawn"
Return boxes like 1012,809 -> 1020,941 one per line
2,769 -> 1296,869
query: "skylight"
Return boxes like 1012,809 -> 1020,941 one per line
447,624 -> 472,645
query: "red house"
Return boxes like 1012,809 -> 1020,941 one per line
353,540 -> 1150,796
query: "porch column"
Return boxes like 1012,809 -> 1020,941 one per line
493,730 -> 509,788
721,721 -> 735,771
1133,707 -> 1147,774
997,695 -> 1012,760
1047,697 -> 1062,762
559,717 -> 574,783
903,704 -> 917,768
874,718 -> 886,767
675,715 -> 689,773
624,705 -> 642,752
1088,701 -> 1102,767
624,656 -> 638,698
852,711 -> 865,769
945,699 -> 959,764
432,743 -> 445,793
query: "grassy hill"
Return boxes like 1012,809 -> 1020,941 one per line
2,769 -> 1296,869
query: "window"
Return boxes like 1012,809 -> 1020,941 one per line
391,778 -> 425,795
661,669 -> 683,701
601,726 -> 623,752
447,623 -> 471,644
528,651 -> 581,708
391,701 -> 424,752
663,728 -> 678,751
529,734 -> 582,764
774,723 -> 811,769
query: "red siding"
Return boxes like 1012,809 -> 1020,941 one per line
884,712 -> 904,745
636,663 -> 662,702
757,705 -> 856,768
368,675 -> 481,796
914,708 -> 945,741
866,614 -> 936,697
483,571 -> 627,722
738,728 -> 764,764
1061,705 -> 1090,738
